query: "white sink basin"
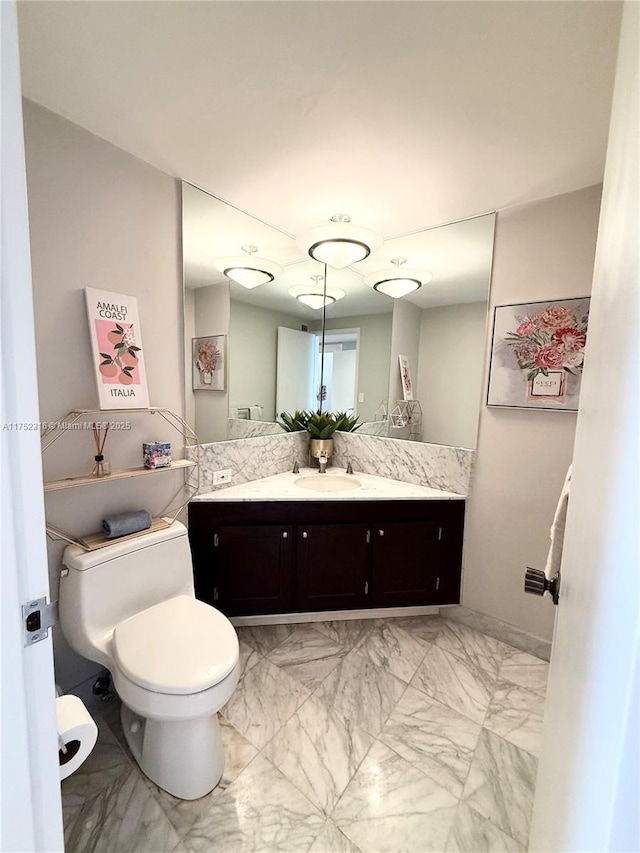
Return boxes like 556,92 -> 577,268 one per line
295,475 -> 362,493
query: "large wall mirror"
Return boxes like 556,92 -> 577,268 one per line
183,182 -> 495,449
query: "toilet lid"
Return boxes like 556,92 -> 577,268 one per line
113,596 -> 239,695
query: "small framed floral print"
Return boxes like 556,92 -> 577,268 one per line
193,335 -> 226,391
487,297 -> 590,411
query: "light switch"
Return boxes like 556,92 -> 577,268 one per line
358,392 -> 365,403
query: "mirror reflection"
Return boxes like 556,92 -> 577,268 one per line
183,182 -> 494,449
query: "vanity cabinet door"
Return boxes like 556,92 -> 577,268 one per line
296,524 -> 370,612
370,515 -> 462,607
211,525 -> 294,617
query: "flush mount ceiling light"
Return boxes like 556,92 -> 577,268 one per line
296,214 -> 382,269
364,258 -> 432,299
288,275 -> 345,310
214,245 -> 283,289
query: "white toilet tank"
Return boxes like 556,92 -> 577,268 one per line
60,520 -> 195,665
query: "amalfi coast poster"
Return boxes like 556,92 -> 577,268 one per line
85,287 -> 150,410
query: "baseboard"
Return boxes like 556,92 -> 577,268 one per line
441,605 -> 552,661
230,605 -> 441,627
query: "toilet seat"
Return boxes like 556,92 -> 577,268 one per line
113,595 -> 239,695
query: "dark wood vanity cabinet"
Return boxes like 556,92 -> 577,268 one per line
297,523 -> 370,612
188,499 -> 464,617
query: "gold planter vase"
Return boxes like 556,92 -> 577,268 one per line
308,438 -> 334,461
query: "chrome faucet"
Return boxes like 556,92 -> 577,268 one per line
318,452 -> 328,474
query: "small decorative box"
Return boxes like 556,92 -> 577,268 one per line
143,441 -> 171,469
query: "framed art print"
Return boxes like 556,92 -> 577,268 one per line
85,288 -> 150,409
399,354 -> 414,401
193,335 -> 226,391
487,297 -> 590,411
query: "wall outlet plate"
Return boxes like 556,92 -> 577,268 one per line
213,469 -> 232,485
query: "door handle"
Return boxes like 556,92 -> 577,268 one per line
524,567 -> 560,605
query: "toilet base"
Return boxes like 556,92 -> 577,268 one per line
121,703 -> 224,800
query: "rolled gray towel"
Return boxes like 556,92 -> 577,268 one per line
102,510 -> 152,539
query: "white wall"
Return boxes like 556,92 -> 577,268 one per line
23,101 -> 183,689
322,313 -> 393,422
388,299 -> 422,413
418,301 -> 488,448
229,298 -> 301,422
193,283 -> 229,443
464,184 -> 602,642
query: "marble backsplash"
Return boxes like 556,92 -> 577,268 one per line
357,420 -> 391,437
332,432 -> 474,495
228,418 -> 282,439
187,429 -> 473,496
186,431 -> 308,492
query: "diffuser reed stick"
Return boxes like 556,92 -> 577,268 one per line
91,423 -> 110,477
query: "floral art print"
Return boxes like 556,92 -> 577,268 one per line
193,335 -> 226,391
487,297 -> 590,411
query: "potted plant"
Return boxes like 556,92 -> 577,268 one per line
280,409 -> 360,466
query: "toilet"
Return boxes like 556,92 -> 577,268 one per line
59,520 -> 239,800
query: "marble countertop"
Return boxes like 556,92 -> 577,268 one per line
192,467 -> 465,502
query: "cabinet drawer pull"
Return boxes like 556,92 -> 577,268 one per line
379,529 -> 385,537
302,531 -> 308,539
435,577 -> 440,591
366,530 -> 371,544
213,533 -> 219,548
438,527 -> 442,541
282,531 -> 288,539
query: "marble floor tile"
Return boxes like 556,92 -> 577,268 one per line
308,819 -> 363,853
484,681 -> 546,758
148,717 -> 259,838
63,617 -> 545,853
387,614 -> 444,646
443,606 -> 552,661
436,620 -> 508,677
61,722 -> 132,805
461,729 -> 538,847
315,649 -> 407,737
238,636 -> 261,677
264,691 -> 374,813
314,619 -> 375,650
445,803 -> 526,853
64,765 -> 184,853
267,624 -> 348,690
222,656 -> 310,750
93,697 -> 136,763
379,685 -> 482,798
412,645 -> 496,725
353,619 -> 428,683
235,623 -> 296,657
182,754 -> 324,853
332,741 -> 458,853
499,647 -> 549,697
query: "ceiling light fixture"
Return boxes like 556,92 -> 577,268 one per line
288,275 -> 345,310
364,258 -> 432,299
214,245 -> 283,289
296,214 -> 382,269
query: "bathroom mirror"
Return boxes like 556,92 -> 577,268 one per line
183,182 -> 495,448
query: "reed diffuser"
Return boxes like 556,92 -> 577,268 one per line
91,423 -> 110,477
